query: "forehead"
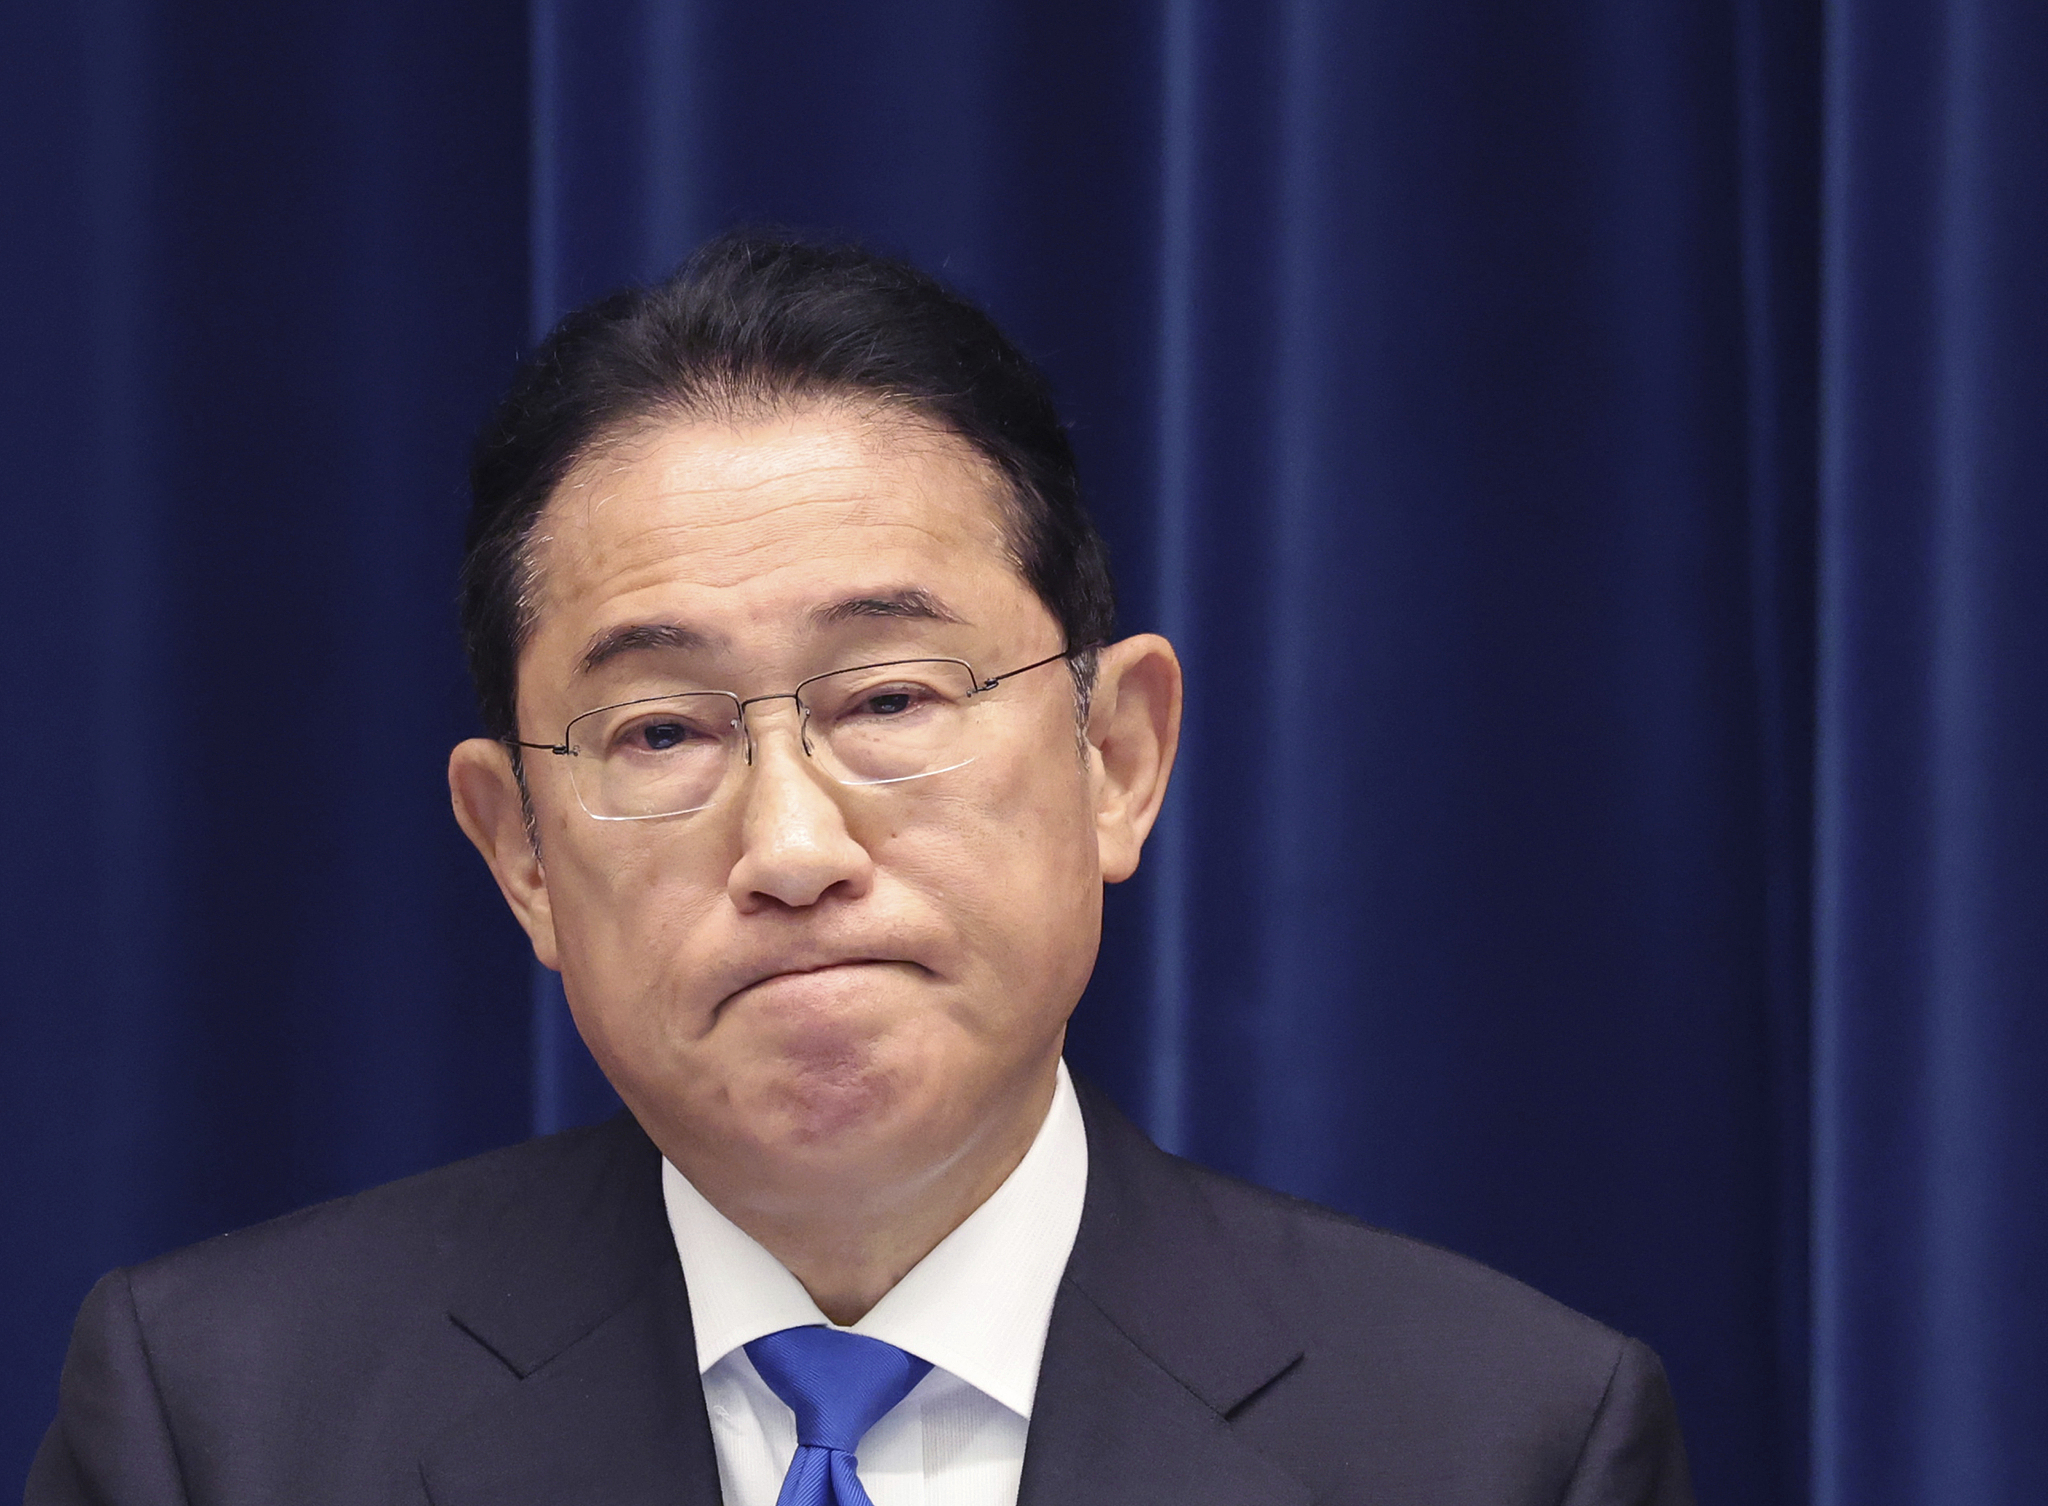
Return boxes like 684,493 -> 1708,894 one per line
523,404 -> 1031,671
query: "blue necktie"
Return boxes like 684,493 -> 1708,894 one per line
745,1325 -> 933,1506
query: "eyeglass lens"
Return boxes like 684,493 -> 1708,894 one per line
561,659 -> 986,820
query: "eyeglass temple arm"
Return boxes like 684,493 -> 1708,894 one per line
504,737 -> 575,757
973,642 -> 1103,693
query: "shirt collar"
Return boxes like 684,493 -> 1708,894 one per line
662,1059 -> 1088,1420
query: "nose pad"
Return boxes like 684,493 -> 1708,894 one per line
734,693 -> 816,769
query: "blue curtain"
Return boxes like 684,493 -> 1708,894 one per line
0,0 -> 536,1472
4,2 -> 2044,1501
1813,2 -> 2048,1501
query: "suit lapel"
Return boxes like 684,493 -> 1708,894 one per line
420,1115 -> 723,1505
1018,1085 -> 1309,1506
413,1090 -> 1307,1506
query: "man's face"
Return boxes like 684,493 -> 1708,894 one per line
474,403 -> 1129,1210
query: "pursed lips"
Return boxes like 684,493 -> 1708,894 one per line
721,956 -> 905,1009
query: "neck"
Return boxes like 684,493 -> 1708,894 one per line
668,1062 -> 1060,1326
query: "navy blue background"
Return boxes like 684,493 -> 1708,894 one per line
5,3 -> 2044,1502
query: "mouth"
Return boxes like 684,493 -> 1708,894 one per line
721,957 -> 901,1008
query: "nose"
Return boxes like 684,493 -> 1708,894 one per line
725,698 -> 874,912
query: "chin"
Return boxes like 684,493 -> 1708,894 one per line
759,1059 -> 907,1147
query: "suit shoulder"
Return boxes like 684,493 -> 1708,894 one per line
1175,1153 -> 1631,1368
123,1114 -> 647,1313
1072,1077 -> 1635,1381
1169,1160 -> 1690,1502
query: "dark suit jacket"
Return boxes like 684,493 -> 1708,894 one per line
29,1082 -> 1693,1505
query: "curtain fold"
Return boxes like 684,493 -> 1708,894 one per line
1813,2 -> 2048,1500
4,2 -> 2044,1500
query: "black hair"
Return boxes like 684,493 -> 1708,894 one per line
458,231 -> 1117,742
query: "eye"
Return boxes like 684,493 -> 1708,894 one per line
610,710 -> 728,756
801,664 -> 973,732
841,681 -> 949,722
637,720 -> 693,750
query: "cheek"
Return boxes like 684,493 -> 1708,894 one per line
546,833 -> 726,1005
875,751 -> 1101,961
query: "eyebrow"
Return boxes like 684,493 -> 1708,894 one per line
808,588 -> 965,630
574,590 -> 965,677
576,621 -> 712,676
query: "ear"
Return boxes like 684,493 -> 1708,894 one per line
449,738 -> 561,970
1087,633 -> 1183,883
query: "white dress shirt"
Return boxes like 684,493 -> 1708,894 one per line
661,1060 -> 1089,1506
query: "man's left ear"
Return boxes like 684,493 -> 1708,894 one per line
1087,633 -> 1183,883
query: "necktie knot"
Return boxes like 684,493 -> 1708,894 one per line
745,1325 -> 933,1457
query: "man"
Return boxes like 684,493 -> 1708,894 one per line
29,236 -> 1693,1505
